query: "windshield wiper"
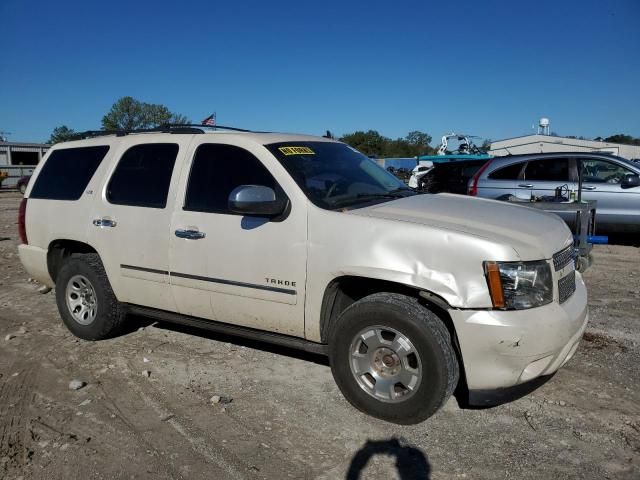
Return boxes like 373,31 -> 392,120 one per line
332,191 -> 406,209
355,193 -> 402,199
356,188 -> 414,199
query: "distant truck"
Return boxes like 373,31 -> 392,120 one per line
409,133 -> 491,193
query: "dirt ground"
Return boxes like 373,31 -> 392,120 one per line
0,191 -> 638,480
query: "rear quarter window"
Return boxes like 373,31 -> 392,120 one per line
29,146 -> 110,200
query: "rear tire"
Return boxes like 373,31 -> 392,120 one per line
329,292 -> 459,424
55,253 -> 126,340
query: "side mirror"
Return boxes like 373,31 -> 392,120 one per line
228,185 -> 286,217
621,173 -> 640,189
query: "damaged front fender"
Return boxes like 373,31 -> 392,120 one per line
304,207 -> 520,341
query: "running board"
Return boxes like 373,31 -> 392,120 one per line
127,305 -> 328,356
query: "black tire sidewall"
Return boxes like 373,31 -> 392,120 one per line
55,256 -> 119,340
329,295 -> 456,424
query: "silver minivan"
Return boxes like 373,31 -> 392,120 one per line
468,153 -> 640,232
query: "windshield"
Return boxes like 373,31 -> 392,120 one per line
266,141 -> 414,210
611,155 -> 640,171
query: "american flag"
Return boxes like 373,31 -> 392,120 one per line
201,113 -> 216,126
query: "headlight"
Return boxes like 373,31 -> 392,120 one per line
484,260 -> 553,310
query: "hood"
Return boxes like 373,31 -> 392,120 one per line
349,193 -> 573,260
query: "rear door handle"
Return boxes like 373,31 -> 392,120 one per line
582,186 -> 596,190
518,184 -> 534,188
93,218 -> 117,228
175,229 -> 206,240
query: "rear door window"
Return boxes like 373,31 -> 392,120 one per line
184,143 -> 278,214
107,143 -> 179,208
488,162 -> 524,180
524,158 -> 570,181
30,146 -> 110,200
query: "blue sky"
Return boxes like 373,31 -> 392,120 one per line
1,0 -> 639,143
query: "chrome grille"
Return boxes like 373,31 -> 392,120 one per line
558,270 -> 576,304
553,245 -> 575,272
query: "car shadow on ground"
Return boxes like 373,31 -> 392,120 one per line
346,438 -> 431,479
453,373 -> 554,410
135,316 -> 330,366
125,314 -> 557,412
118,313 -> 156,335
604,233 -> 639,247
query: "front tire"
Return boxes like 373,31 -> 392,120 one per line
55,253 -> 125,340
329,292 -> 459,424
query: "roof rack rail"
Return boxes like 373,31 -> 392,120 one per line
73,124 -> 253,140
162,123 -> 253,133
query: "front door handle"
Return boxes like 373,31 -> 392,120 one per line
175,229 -> 206,240
93,218 -> 117,228
518,184 -> 534,188
582,186 -> 596,190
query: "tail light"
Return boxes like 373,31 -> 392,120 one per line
18,198 -> 28,244
468,159 -> 493,196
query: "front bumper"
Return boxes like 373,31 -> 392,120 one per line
448,271 -> 588,391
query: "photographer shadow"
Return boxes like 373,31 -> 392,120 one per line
346,438 -> 430,480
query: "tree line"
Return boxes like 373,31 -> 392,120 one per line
46,98 -> 640,156
47,99 -> 439,157
338,130 -> 437,157
48,96 -> 190,143
594,134 -> 640,146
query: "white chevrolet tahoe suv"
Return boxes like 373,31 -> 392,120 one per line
18,125 -> 588,424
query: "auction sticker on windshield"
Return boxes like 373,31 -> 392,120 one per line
278,146 -> 315,155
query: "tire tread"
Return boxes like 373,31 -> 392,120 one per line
329,292 -> 459,424
55,253 -> 125,340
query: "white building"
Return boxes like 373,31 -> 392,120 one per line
0,142 -> 50,189
489,134 -> 640,160
0,141 -> 50,166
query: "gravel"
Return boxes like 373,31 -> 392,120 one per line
0,191 -> 638,479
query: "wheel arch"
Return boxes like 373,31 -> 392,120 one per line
319,276 -> 469,405
319,276 -> 455,343
47,239 -> 99,282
